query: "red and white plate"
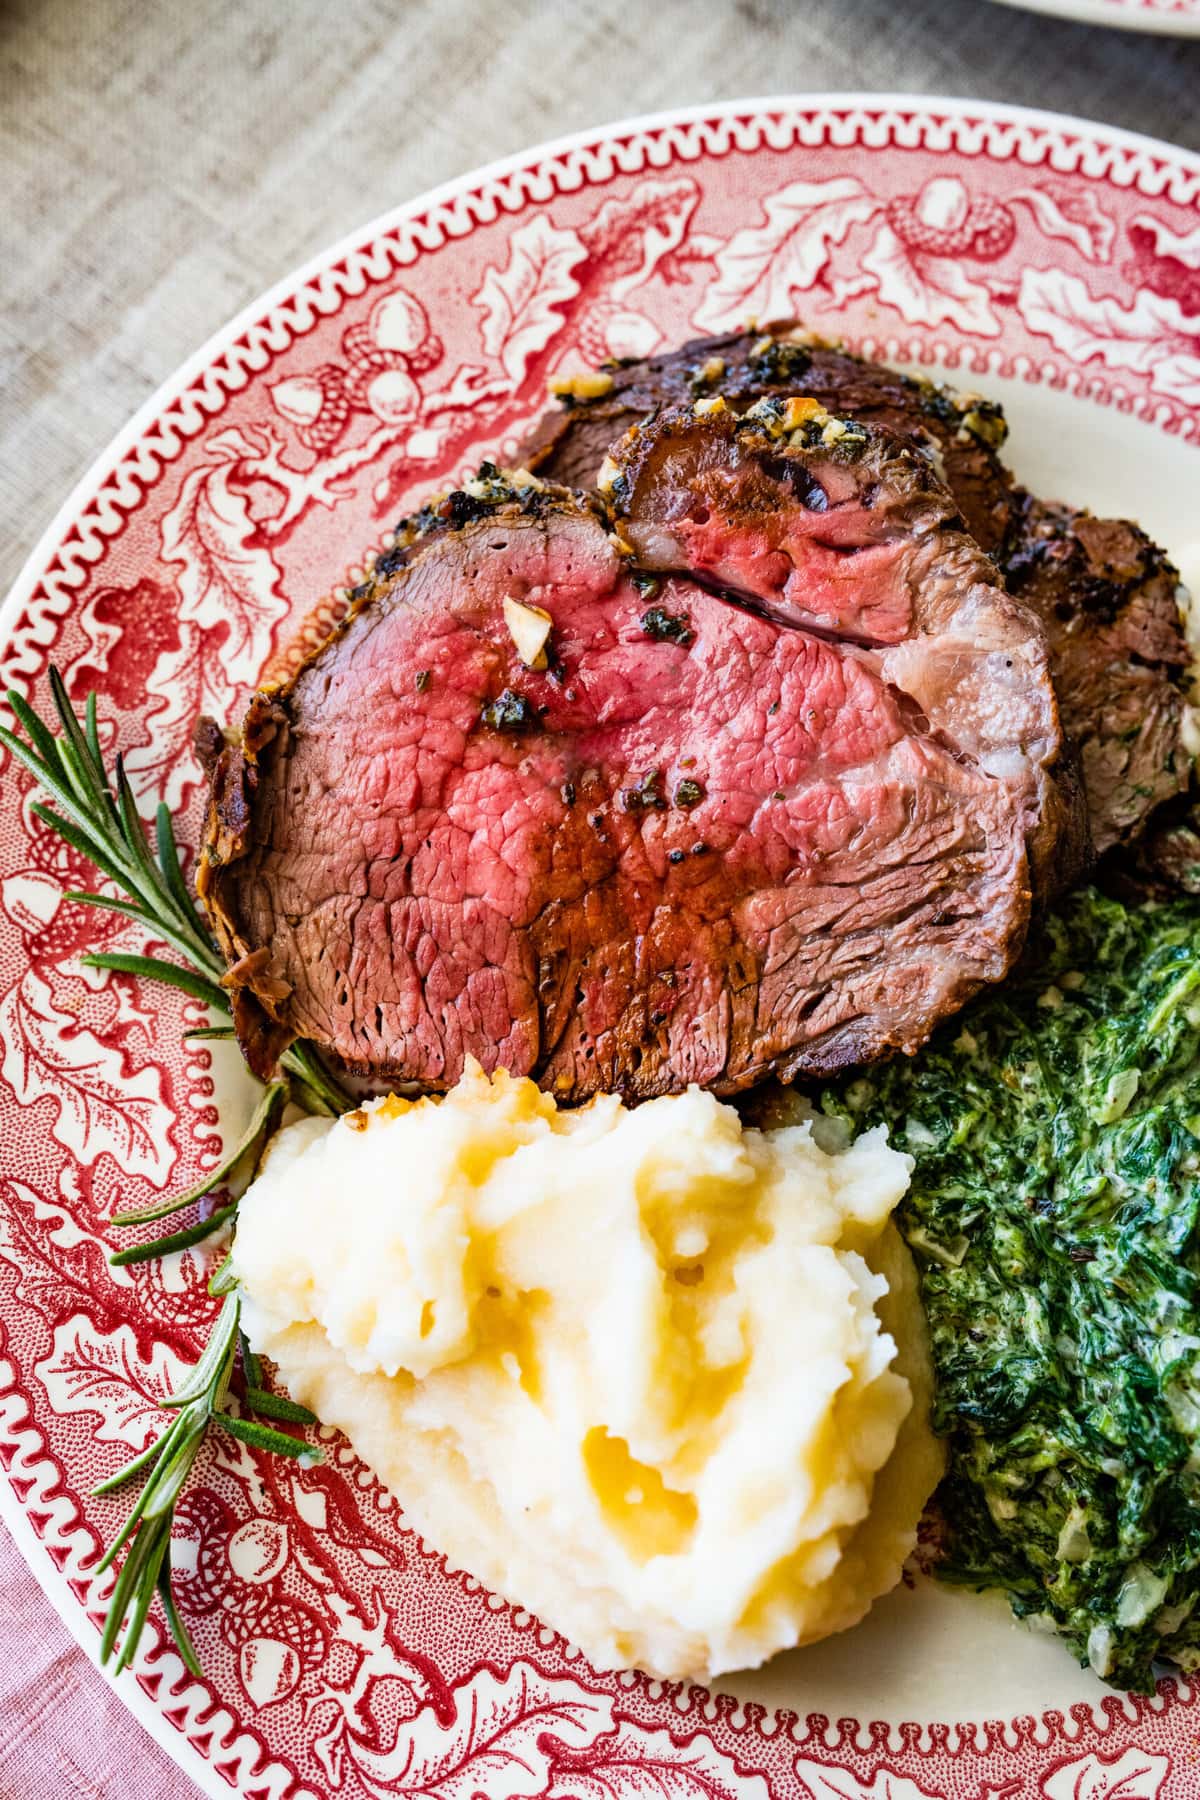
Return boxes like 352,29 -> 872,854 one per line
3,95 -> 1200,1800
987,0 -> 1200,34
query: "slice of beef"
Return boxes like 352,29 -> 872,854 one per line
603,397 -> 1071,899
200,440 -> 1063,1101
999,491 -> 1189,856
1124,784 -> 1200,897
522,325 -> 1189,858
255,466 -> 558,692
523,327 -> 1013,553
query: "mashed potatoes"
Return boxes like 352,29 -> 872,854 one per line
234,1062 -> 941,1681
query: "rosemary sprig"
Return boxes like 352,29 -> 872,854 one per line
1,674 -> 349,1677
113,1080 -> 288,1227
2,673 -> 356,1130
4,670 -> 227,976
108,1200 -> 241,1267
93,1292 -> 323,1674
95,1293 -> 238,1673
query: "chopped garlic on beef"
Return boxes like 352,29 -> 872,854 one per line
549,371 -> 614,401
503,594 -> 553,668
596,454 -> 620,495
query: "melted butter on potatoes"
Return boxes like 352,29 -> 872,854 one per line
234,1061 -> 942,1681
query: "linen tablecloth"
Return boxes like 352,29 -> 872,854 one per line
4,0 -> 1200,1792
0,1525 -> 182,1799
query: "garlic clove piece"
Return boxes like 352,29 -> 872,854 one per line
503,595 -> 553,670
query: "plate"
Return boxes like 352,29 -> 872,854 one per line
987,0 -> 1200,34
3,94 -> 1200,1800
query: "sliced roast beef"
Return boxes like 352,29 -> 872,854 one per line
602,397 -> 1073,897
200,438 -> 1064,1101
1125,784 -> 1200,897
999,492 -> 1190,856
522,326 -> 1190,857
522,328 -> 1013,553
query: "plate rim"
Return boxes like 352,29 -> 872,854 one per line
986,0 -> 1200,35
3,87 -> 1200,1799
6,87 -> 1200,655
0,1442 -> 234,1800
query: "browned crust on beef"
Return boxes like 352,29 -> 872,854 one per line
520,325 -> 1014,553
200,433 -> 1065,1099
1124,784 -> 1200,897
198,695 -> 294,1076
999,492 -> 1189,856
521,323 -> 1190,866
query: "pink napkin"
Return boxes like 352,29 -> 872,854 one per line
0,1519 -> 189,1798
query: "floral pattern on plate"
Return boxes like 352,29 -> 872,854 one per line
3,96 -> 1200,1800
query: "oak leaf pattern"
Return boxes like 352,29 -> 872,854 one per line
693,176 -> 880,332
794,1764 -> 945,1800
322,1659 -> 615,1799
0,968 -> 178,1185
1129,212 -> 1200,270
124,427 -> 291,807
862,224 -> 1001,338
1013,184 -> 1117,264
474,216 -> 588,385
1018,266 -> 1200,405
1041,1748 -> 1171,1800
0,1178 -> 115,1328
160,429 -> 291,674
546,1721 -> 771,1799
35,1314 -> 184,1450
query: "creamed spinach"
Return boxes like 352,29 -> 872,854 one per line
823,889 -> 1200,1692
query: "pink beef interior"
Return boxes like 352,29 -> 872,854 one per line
203,424 -> 1064,1100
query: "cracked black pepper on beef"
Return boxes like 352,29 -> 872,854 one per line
521,326 -> 1190,858
199,409 -> 1072,1102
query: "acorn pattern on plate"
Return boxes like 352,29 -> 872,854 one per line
2,98 -> 1200,1800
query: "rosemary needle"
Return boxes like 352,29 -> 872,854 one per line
218,1413 -> 320,1460
243,1387 -> 319,1425
113,1080 -> 287,1227
3,678 -> 346,1677
108,1200 -> 239,1267
238,1328 -> 263,1388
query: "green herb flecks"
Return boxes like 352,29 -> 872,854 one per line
621,769 -> 667,813
821,887 -> 1200,1692
480,688 -> 536,733
93,1291 -> 323,1675
639,606 -> 694,647
1,674 -> 350,1676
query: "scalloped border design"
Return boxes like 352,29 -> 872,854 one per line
7,98 -> 1200,697
3,95 -> 1200,1799
991,0 -> 1200,33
